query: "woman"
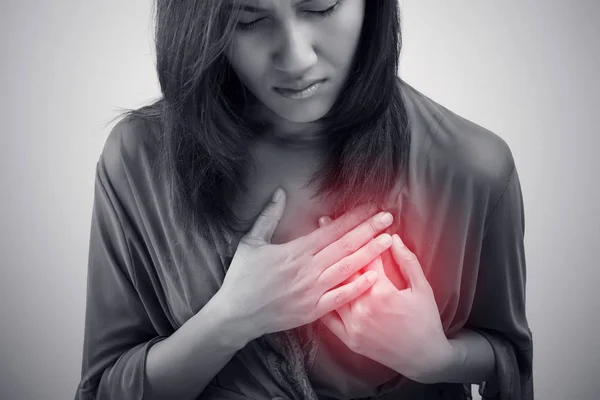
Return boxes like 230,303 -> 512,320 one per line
74,0 -> 533,399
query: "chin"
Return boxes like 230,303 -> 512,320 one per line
270,100 -> 332,124
279,111 -> 326,124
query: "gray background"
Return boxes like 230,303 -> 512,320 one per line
1,1 -> 598,399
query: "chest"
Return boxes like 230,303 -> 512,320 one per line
230,141 -> 334,244
227,140 -> 411,294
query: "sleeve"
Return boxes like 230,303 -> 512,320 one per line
466,165 -> 534,400
74,163 -> 169,400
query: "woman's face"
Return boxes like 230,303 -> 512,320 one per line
225,0 -> 365,135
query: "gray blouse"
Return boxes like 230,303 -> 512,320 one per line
74,80 -> 533,400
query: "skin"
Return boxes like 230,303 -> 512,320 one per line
223,0 -> 496,387
226,0 -> 365,138
225,0 -> 366,243
224,0 -> 454,380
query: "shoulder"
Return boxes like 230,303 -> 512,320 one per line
97,112 -> 162,205
100,113 -> 160,173
400,80 -> 515,197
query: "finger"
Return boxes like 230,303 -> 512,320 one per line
368,254 -> 387,277
314,210 -> 394,269
320,215 -> 385,289
315,271 -> 378,317
318,216 -> 332,228
390,234 -> 427,291
244,188 -> 286,244
320,310 -> 347,339
345,272 -> 362,284
320,216 -> 361,288
304,203 -> 379,254
318,233 -> 392,289
331,270 -> 362,292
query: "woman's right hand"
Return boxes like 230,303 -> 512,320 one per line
217,187 -> 394,338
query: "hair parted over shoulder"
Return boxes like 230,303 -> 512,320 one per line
113,0 -> 411,254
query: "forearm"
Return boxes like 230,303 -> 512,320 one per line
145,290 -> 258,400
423,328 -> 496,384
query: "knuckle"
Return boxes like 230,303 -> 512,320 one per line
259,207 -> 275,218
354,303 -> 371,318
334,292 -> 345,305
369,218 -> 380,233
354,279 -> 367,294
279,246 -> 294,263
369,240 -> 383,257
347,330 -> 362,351
340,239 -> 351,252
337,259 -> 351,275
333,223 -> 345,239
352,322 -> 366,338
405,251 -> 418,263
340,238 -> 357,254
339,238 -> 349,250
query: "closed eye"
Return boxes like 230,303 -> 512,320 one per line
235,0 -> 344,31
305,0 -> 342,18
236,17 -> 267,31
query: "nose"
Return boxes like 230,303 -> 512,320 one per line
272,24 -> 317,76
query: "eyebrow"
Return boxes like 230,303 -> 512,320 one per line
233,0 -> 313,13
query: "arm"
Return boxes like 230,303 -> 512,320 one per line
422,327 -> 496,384
464,165 -> 533,399
74,163 -> 257,400
417,163 -> 533,397
145,290 -> 255,400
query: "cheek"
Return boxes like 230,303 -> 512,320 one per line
319,3 -> 364,67
227,38 -> 268,90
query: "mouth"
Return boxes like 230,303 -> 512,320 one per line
273,79 -> 327,100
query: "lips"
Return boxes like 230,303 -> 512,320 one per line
274,79 -> 326,91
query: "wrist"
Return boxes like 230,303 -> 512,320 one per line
417,339 -> 460,384
208,289 -> 262,348
417,328 -> 495,384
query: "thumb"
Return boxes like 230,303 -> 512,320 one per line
245,188 -> 286,244
318,216 -> 332,228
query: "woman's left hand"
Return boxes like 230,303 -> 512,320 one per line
318,220 -> 456,383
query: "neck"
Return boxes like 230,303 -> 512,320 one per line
252,102 -> 326,146
260,126 -> 327,150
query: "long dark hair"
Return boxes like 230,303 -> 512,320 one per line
111,0 -> 411,254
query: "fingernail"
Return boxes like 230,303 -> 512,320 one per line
393,234 -> 403,246
379,212 -> 393,224
377,234 -> 392,245
366,271 -> 377,283
272,188 -> 282,202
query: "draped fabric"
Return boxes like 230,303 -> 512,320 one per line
74,78 -> 533,400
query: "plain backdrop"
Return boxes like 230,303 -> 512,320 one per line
1,1 -> 598,399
